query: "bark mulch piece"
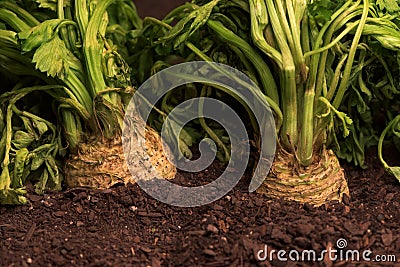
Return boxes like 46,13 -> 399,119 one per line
1,148 -> 400,266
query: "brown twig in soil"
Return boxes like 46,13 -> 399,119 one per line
23,222 -> 36,244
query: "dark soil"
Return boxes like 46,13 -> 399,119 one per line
1,148 -> 400,267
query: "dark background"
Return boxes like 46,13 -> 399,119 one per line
134,0 -> 188,19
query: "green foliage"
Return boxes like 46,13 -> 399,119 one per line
18,19 -> 63,50
376,0 -> 400,13
159,0 -> 221,49
308,0 -> 346,26
130,0 -> 400,181
0,0 -> 143,205
1,0 -> 400,205
31,35 -> 80,79
0,86 -> 63,204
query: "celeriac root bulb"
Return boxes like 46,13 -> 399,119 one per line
64,126 -> 176,189
257,147 -> 349,206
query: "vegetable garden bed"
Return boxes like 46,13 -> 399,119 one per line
1,149 -> 399,266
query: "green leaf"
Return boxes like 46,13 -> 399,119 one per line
210,13 -> 238,33
45,156 -> 61,191
179,128 -> 194,147
159,0 -> 221,48
137,49 -> 153,83
18,19 -> 65,52
32,35 -> 78,79
387,166 -> 400,182
376,0 -> 400,13
12,130 -> 34,149
12,148 -> 29,188
319,97 -> 353,137
30,151 -> 45,171
20,117 -> 35,136
335,124 -> 375,168
308,0 -> 344,26
0,167 -> 11,190
33,120 -> 48,136
0,188 -> 27,205
34,168 -> 48,194
184,127 -> 204,144
360,24 -> 400,51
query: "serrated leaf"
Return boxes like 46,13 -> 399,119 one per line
159,0 -> 220,48
308,0 -> 341,26
319,97 -> 353,137
32,35 -> 76,79
376,0 -> 400,13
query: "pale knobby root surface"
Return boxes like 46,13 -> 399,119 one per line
64,126 -> 176,189
257,148 -> 350,206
